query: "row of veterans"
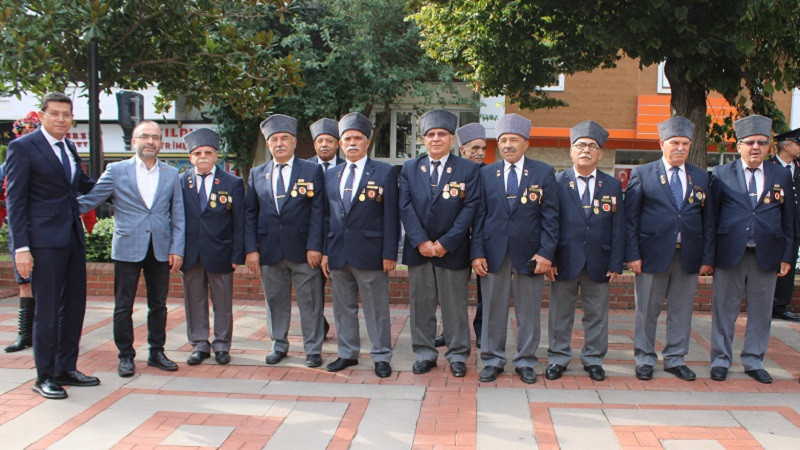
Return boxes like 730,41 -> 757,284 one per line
4,92 -> 797,400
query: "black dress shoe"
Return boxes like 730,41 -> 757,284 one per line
479,365 -> 504,382
635,364 -> 653,380
265,351 -> 287,365
32,378 -> 67,400
434,334 -> 446,347
148,351 -> 178,371
186,351 -> 210,366
306,354 -> 322,368
118,357 -> 135,377
450,362 -> 467,377
323,317 -> 331,338
584,365 -> 606,381
55,370 -> 100,387
412,360 -> 437,374
665,365 -> 696,381
710,366 -> 728,381
772,310 -> 800,322
215,351 -> 231,365
326,357 -> 358,372
745,368 -> 773,384
545,364 -> 567,380
374,361 -> 392,378
515,367 -> 537,384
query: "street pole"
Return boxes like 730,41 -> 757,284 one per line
88,36 -> 102,181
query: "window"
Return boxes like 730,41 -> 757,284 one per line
538,74 -> 566,92
657,62 -> 671,94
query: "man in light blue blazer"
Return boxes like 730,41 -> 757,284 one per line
79,120 -> 185,378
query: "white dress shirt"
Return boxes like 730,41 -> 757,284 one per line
775,155 -> 794,178
662,158 -> 687,198
428,153 -> 450,185
575,168 -> 598,200
741,160 -> 764,198
339,156 -> 368,202
503,158 -> 525,190
41,127 -> 76,180
271,156 -> 294,209
196,165 -> 216,199
134,155 -> 160,209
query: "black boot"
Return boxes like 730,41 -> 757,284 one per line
5,297 -> 34,353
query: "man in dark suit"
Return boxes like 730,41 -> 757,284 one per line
471,113 -> 559,384
546,120 -> 624,382
5,92 -> 99,399
709,115 -> 794,384
245,115 -> 327,368
321,112 -> 399,378
180,129 -> 244,366
769,128 -> 800,322
624,116 -> 714,382
399,109 -> 479,378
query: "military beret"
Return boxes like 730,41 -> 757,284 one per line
419,109 -> 458,136
260,114 -> 297,139
184,128 -> 220,152
496,113 -> 531,140
310,118 -> 339,140
657,116 -> 695,141
338,112 -> 373,138
734,114 -> 772,140
774,127 -> 800,143
570,120 -> 609,147
456,123 -> 486,147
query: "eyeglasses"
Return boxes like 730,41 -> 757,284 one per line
135,133 -> 162,141
43,111 -> 74,120
739,139 -> 769,147
573,142 -> 601,151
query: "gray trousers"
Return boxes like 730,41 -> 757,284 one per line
480,255 -> 543,368
633,251 -> 698,368
331,264 -> 392,363
181,263 -> 234,353
409,263 -> 471,363
548,269 -> 609,367
260,259 -> 324,355
710,251 -> 776,371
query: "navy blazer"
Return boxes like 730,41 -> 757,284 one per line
181,167 -> 245,273
710,160 -> 794,271
471,158 -> 559,276
324,158 -> 400,271
245,157 -> 325,265
624,160 -> 714,274
769,156 -> 800,240
5,129 -> 94,250
399,154 -> 480,270
554,168 -> 625,282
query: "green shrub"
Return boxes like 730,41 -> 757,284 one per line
85,217 -> 114,262
0,222 -> 8,253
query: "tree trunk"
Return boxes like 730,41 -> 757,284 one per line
240,127 -> 261,187
664,58 -> 708,169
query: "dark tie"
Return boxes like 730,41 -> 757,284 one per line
198,172 -> 211,212
507,165 -> 518,211
430,160 -> 441,197
579,175 -> 593,218
323,162 -> 330,171
276,163 -> 288,212
669,166 -> 683,209
55,142 -> 72,182
342,163 -> 357,214
747,167 -> 758,246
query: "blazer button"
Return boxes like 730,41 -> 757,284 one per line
677,214 -> 681,218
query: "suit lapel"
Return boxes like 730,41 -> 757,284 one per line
682,167 -> 694,210
759,164 -> 773,206
283,160 -> 301,210
565,169 -> 586,218
415,157 -> 434,201
126,158 -> 149,209
655,163 -> 680,210
32,131 -> 70,185
732,160 -> 747,195
261,161 -> 276,210
151,161 -> 166,208
185,167 -> 201,215
349,159 -> 374,215
435,156 -> 456,201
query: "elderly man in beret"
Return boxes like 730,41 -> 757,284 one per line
321,112 -> 399,378
180,128 -> 244,366
399,109 -> 480,377
709,115 -> 794,384
546,120 -> 624,382
769,128 -> 800,323
471,113 -> 559,384
624,116 -> 714,382
245,115 -> 327,368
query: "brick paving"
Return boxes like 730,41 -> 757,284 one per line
1,295 -> 799,449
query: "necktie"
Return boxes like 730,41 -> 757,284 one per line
430,160 -> 441,197
56,142 -> 72,182
669,166 -> 684,209
276,163 -> 288,212
323,162 -> 330,171
747,167 -> 758,246
579,175 -> 593,218
198,172 -> 211,212
342,163 -> 357,214
507,165 -> 518,211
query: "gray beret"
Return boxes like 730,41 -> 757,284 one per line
184,128 -> 219,152
456,123 -> 486,147
310,118 -> 339,140
496,113 -> 531,140
657,116 -> 695,141
260,114 -> 297,139
338,112 -> 373,138
570,120 -> 609,147
734,114 -> 772,140
419,109 -> 458,136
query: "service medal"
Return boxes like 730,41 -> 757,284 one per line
308,191 -> 314,197
421,165 -> 427,173
450,188 -> 458,197
442,192 -> 450,199
219,195 -> 227,203
446,167 -> 452,174
521,196 -> 528,204
368,190 -> 376,199
660,175 -> 666,184
290,190 -> 298,197
298,187 -> 307,195
603,203 -> 610,212
594,207 -> 599,214
210,200 -> 217,208
530,192 -> 537,201
688,196 -> 694,203
359,194 -> 366,201
764,197 -> 771,204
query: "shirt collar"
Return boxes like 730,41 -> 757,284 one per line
574,168 -> 598,180
134,155 -> 159,173
274,155 -> 295,169
428,153 -> 450,167
346,155 -> 368,170
662,158 -> 685,173
504,157 -> 525,173
196,165 -> 216,177
740,159 -> 764,173
775,156 -> 793,168
40,127 -> 63,148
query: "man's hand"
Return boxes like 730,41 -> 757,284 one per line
383,259 -> 396,272
418,240 -> 436,257
307,250 -> 322,268
432,240 -> 448,258
168,254 -> 183,272
15,251 -> 33,279
321,255 -> 330,279
546,266 -> 558,282
472,257 -> 488,277
779,261 -> 791,277
532,254 -> 551,275
699,264 -> 714,276
246,252 -> 260,275
232,263 -> 239,270
627,260 -> 642,275
607,271 -> 619,283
